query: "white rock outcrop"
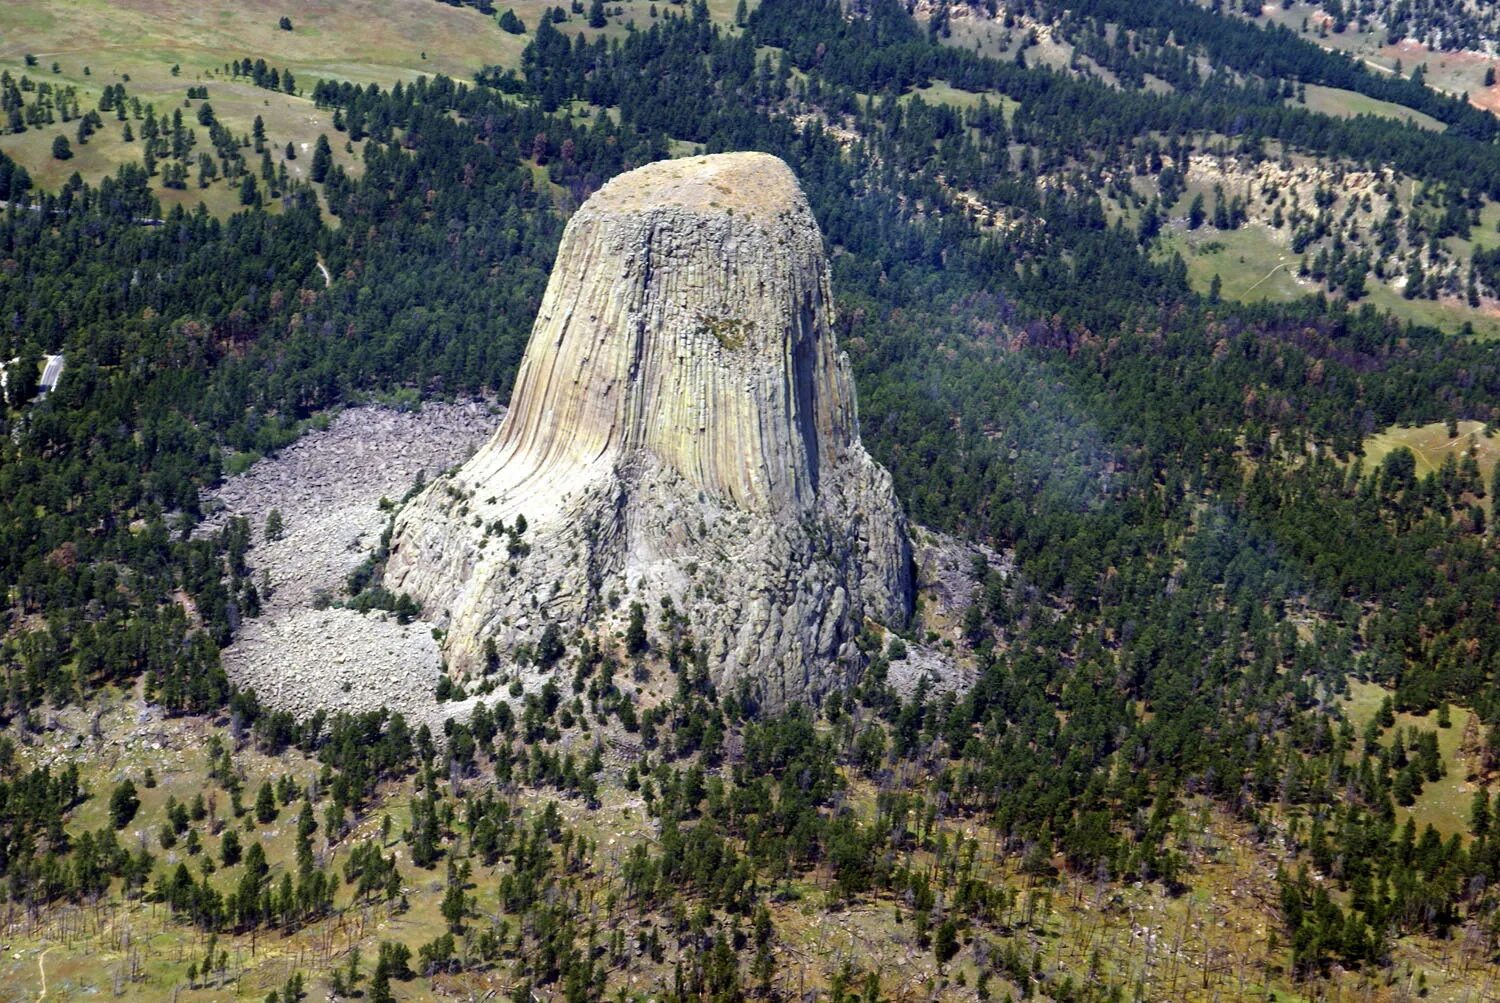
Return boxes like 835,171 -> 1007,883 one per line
386,153 -> 913,706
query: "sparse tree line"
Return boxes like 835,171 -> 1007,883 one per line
6,0 -> 1500,992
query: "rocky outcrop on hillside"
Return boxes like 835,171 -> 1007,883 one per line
205,403 -> 495,725
387,153 -> 916,707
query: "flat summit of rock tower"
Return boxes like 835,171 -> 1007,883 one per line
584,151 -> 806,220
386,153 -> 914,706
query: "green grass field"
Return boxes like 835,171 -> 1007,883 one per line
1296,82 -> 1445,130
1163,224 -> 1308,303
1360,420 -> 1498,480
0,0 -> 445,212
900,78 -> 1018,119
1350,268 -> 1500,340
0,0 -> 746,212
1343,680 -> 1482,838
1160,218 -> 1500,338
0,72 -> 364,217
0,0 -> 514,88
1,0 -> 750,86
1358,418 -> 1500,521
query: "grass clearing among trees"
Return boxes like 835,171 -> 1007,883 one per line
1160,220 -> 1500,338
1296,83 -> 1445,131
1342,680 -> 1484,838
1360,420 -> 1499,482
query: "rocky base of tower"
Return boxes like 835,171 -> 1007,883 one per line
390,439 -> 911,708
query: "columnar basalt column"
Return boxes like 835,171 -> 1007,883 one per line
387,153 -> 913,706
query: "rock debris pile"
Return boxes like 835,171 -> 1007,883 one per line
205,403 -> 496,724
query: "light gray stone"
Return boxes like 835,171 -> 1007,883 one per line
387,153 -> 915,707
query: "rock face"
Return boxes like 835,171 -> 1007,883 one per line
386,153 -> 913,706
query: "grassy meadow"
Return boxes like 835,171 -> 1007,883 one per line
1342,680 -> 1484,839
1159,215 -> 1500,339
1360,420 -> 1499,481
1295,82 -> 1445,130
0,0 -> 746,215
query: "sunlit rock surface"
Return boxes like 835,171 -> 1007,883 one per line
387,153 -> 913,706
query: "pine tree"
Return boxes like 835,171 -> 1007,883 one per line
221,828 -> 242,866
934,918 -> 960,963
369,962 -> 393,1003
310,134 -> 332,183
626,602 -> 648,654
109,780 -> 139,829
1393,764 -> 1419,806
441,860 -> 467,932
255,781 -> 277,824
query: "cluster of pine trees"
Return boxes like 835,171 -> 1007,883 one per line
6,0 -> 1500,991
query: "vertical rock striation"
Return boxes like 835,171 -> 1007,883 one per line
386,153 -> 913,706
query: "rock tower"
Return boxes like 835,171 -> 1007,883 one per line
386,153 -> 913,706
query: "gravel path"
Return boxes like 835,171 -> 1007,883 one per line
204,402 -> 499,727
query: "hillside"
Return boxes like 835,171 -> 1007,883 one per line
8,0 -> 1500,1000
